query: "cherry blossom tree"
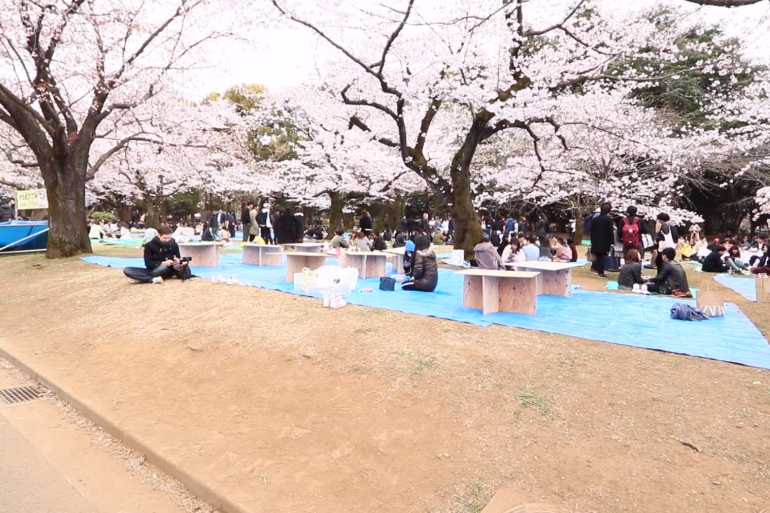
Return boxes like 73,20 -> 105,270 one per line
272,0 -> 747,255
0,0 -> 257,257
87,93 -> 260,227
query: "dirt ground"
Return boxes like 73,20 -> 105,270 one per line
0,244 -> 768,513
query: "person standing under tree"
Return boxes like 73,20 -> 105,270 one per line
619,206 -> 648,259
590,203 -> 615,278
241,200 -> 254,242
257,203 -> 273,244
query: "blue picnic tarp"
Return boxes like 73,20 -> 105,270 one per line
81,254 -> 770,370
714,274 -> 757,302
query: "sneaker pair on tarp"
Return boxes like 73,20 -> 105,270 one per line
322,293 -> 346,309
632,283 -> 650,295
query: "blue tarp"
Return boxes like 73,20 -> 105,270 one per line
81,254 -> 770,370
714,274 -> 757,302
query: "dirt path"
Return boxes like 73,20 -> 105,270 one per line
0,248 -> 768,513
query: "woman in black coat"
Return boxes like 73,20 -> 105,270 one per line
590,203 -> 615,278
294,212 -> 305,243
274,208 -> 298,244
402,236 -> 438,292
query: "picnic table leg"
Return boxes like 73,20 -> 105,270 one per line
541,269 -> 571,297
393,254 -> 404,274
366,256 -> 386,278
481,276 -> 501,315
263,247 -> 283,266
498,277 -> 537,315
463,275 -> 484,311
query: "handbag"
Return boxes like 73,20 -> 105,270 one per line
696,281 -> 724,317
379,276 -> 396,291
658,223 -> 676,251
641,233 -> 654,249
603,247 -> 622,272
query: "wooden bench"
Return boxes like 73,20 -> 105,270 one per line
284,252 -> 329,282
282,242 -> 324,253
178,242 -> 223,267
383,247 -> 405,274
504,261 -> 580,297
342,250 -> 388,279
242,244 -> 283,266
457,269 -> 540,315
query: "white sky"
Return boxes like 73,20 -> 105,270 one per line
188,1 -> 770,99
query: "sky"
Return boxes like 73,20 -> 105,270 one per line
188,0 -> 770,99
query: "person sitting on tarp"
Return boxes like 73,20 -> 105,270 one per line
124,226 -> 190,284
751,245 -> 770,275
618,249 -> 645,292
403,239 -> 416,277
88,220 -> 106,240
474,234 -> 504,270
643,247 -> 691,297
402,236 -> 438,292
701,245 -> 729,273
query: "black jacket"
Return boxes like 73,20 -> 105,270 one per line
649,260 -> 690,293
143,237 -> 180,270
419,217 -> 430,233
393,233 -> 406,248
372,238 -> 387,251
410,248 -> 438,292
536,219 -> 550,238
702,251 -> 728,273
618,262 -> 644,288
590,214 -> 615,254
359,215 -> 373,232
274,213 -> 298,244
0,203 -> 14,222
294,214 -> 305,242
241,207 -> 251,224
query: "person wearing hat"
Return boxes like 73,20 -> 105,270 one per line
474,233 -> 505,270
402,235 -> 438,292
403,239 -> 416,276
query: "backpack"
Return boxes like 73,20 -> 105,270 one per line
584,212 -> 598,235
621,217 -> 641,248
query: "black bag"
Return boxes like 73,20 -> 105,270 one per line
379,277 -> 395,291
604,247 -> 622,272
175,265 -> 192,281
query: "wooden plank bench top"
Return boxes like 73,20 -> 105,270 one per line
383,247 -> 405,255
504,261 -> 577,297
285,251 -> 329,258
457,269 -> 540,315
503,261 -> 581,271
282,242 -> 324,252
458,269 -> 540,279
242,244 -> 283,266
341,250 -> 387,279
178,242 -> 222,267
284,252 -> 329,282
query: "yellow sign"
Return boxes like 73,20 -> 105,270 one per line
16,189 -> 49,210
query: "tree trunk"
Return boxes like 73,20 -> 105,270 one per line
391,195 -> 406,232
328,191 -> 343,233
160,198 -> 168,223
145,195 -> 161,229
43,163 -> 92,259
449,115 -> 488,259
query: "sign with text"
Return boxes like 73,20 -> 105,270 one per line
15,189 -> 48,210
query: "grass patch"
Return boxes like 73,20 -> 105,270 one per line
442,481 -> 497,513
411,355 -> 440,375
516,385 -> 552,414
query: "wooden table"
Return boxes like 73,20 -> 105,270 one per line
457,269 -> 541,315
342,250 -> 388,279
242,244 -> 283,266
284,252 -> 329,283
178,242 -> 222,267
383,247 -> 405,274
504,261 -> 580,297
282,242 -> 325,253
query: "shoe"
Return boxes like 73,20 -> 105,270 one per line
641,284 -> 650,295
225,276 -> 239,285
632,284 -> 641,294
151,276 -> 163,284
323,293 -> 331,308
126,278 -> 141,284
597,273 -> 608,278
330,293 -> 347,309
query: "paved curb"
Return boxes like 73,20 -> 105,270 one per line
0,344 -> 253,513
